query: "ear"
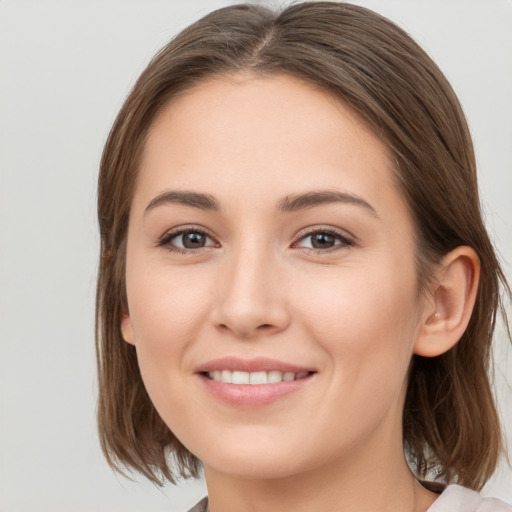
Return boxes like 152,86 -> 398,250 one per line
120,311 -> 136,346
414,246 -> 480,357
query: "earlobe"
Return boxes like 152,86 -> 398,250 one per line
121,312 -> 136,345
414,246 -> 480,358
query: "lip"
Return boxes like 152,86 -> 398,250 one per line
195,356 -> 314,374
195,357 -> 316,407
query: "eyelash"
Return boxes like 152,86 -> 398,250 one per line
294,228 -> 354,254
157,226 -> 217,255
157,226 -> 354,255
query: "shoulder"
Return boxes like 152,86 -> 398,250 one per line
428,485 -> 512,512
186,496 -> 208,512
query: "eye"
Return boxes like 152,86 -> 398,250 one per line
158,228 -> 217,254
294,229 -> 353,252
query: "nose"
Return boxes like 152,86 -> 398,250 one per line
210,242 -> 291,339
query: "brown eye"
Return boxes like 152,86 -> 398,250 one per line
310,232 -> 337,249
180,231 -> 208,249
159,228 -> 217,253
296,229 -> 353,251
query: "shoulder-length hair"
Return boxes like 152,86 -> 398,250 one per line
96,1 -> 510,489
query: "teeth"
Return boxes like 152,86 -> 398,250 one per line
207,370 -> 310,384
267,370 -> 283,383
232,371 -> 250,384
249,371 -> 267,384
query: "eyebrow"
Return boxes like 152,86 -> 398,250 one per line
144,189 -> 378,217
276,190 -> 378,216
145,191 -> 220,214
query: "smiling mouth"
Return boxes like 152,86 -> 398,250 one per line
203,370 -> 314,385
198,360 -> 316,406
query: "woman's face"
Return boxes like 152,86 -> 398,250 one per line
122,74 -> 427,479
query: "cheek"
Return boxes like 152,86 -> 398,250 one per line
301,256 -> 417,325
295,258 -> 419,381
124,264 -> 213,403
125,274 -> 213,443
127,261 -> 210,342
290,262 -> 420,448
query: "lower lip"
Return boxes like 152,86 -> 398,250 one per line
198,373 -> 314,407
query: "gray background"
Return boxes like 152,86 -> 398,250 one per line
0,0 -> 510,510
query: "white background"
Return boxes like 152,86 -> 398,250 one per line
0,1 -> 510,510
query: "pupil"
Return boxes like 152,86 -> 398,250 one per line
312,233 -> 334,249
183,232 -> 205,248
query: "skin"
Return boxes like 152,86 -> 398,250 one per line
121,74 -> 480,512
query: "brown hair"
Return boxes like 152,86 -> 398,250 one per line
96,1 -> 510,489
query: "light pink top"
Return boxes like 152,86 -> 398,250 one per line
427,485 -> 511,512
187,485 -> 512,511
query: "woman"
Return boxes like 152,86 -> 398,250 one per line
95,2 -> 511,511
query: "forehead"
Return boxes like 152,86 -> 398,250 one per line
134,73 -> 403,218
146,72 -> 385,161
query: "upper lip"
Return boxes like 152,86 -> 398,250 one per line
195,356 -> 315,374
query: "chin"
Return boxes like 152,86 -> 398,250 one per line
204,452 -> 307,480
194,433 -> 329,481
